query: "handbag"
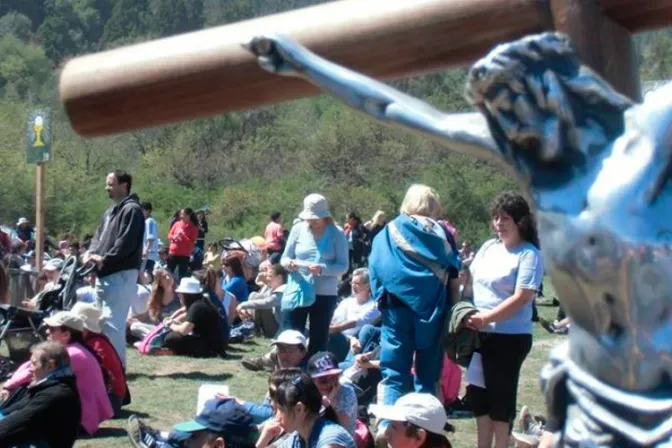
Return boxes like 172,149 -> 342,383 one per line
281,225 -> 332,311
281,270 -> 316,311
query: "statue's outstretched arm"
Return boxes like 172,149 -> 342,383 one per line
245,34 -> 499,162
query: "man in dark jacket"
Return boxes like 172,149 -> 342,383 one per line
0,341 -> 81,448
84,170 -> 144,366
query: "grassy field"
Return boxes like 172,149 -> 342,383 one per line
71,304 -> 564,448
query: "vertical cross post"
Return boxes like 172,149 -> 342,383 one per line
550,0 -> 642,101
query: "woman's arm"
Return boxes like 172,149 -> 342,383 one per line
280,225 -> 300,270
246,35 -> 498,162
318,227 -> 349,277
169,320 -> 194,335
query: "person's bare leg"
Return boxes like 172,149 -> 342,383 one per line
476,415 -> 494,448
538,431 -> 554,448
492,421 -> 511,448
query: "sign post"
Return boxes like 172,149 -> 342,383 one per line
27,109 -> 52,271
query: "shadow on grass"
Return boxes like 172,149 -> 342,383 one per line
82,426 -> 128,439
127,371 -> 233,381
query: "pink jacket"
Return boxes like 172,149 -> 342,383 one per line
3,343 -> 113,434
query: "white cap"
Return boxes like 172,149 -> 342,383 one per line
298,194 -> 330,220
17,217 -> 29,226
369,393 -> 449,438
271,330 -> 307,348
175,277 -> 203,294
43,311 -> 85,332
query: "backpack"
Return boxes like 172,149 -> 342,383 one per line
136,324 -> 171,355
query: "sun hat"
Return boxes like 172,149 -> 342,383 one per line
70,302 -> 102,334
298,194 -> 331,220
175,277 -> 203,294
43,311 -> 85,332
307,351 -> 343,378
16,217 -> 29,226
369,393 -> 450,438
43,258 -> 64,272
271,329 -> 307,349
173,398 -> 257,443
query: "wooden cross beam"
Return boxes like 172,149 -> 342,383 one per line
59,0 -> 672,137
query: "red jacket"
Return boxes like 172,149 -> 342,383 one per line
168,220 -> 198,257
84,333 -> 127,398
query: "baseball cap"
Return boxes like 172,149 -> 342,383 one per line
43,311 -> 85,332
369,393 -> 450,438
307,351 -> 342,378
271,330 -> 307,349
173,398 -> 257,444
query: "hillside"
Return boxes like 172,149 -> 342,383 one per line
0,1 -> 670,243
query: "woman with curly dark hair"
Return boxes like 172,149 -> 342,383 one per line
461,191 -> 543,448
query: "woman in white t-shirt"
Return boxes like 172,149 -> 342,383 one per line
462,192 -> 543,448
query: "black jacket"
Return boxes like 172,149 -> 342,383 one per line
0,375 -> 81,448
90,193 -> 144,278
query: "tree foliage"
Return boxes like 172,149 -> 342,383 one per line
0,2 -> 670,245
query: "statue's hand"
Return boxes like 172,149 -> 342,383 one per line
244,35 -> 304,77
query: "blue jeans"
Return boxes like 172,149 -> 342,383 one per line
379,299 -> 445,408
327,333 -> 350,362
96,269 -> 138,366
339,325 -> 381,369
282,295 -> 337,357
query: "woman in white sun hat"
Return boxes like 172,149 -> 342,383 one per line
71,302 -> 128,416
281,193 -> 348,357
162,276 -> 226,358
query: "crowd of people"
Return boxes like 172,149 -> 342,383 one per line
0,169 -> 562,448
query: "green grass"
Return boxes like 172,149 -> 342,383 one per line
75,305 -> 564,447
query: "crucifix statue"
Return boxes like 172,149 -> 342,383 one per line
243,32 -> 672,447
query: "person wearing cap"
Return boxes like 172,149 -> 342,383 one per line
307,351 -> 358,437
163,277 -> 226,358
2,310 -> 113,435
0,341 -> 81,447
72,301 -> 129,417
231,330 -> 309,424
15,217 -> 33,243
370,393 -> 454,448
127,397 -> 259,448
281,193 -> 348,357
84,170 -> 145,367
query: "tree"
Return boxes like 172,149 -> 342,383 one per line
0,12 -> 33,41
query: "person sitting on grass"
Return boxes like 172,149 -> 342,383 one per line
327,268 -> 379,362
370,393 -> 454,448
307,352 -> 358,437
256,369 -> 355,448
1,311 -> 113,436
237,263 -> 287,338
128,397 -> 259,448
128,269 -> 183,341
127,337 -> 309,448
0,341 -> 81,448
72,302 -> 129,417
162,277 -> 226,358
